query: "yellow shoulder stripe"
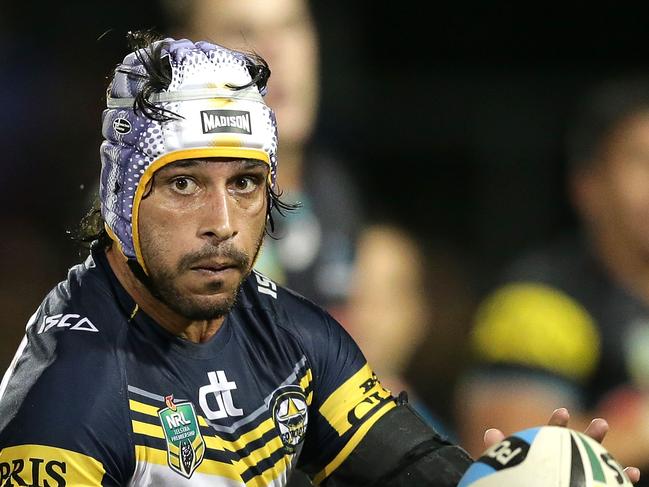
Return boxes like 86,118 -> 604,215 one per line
319,363 -> 393,436
0,444 -> 105,486
472,282 -> 600,381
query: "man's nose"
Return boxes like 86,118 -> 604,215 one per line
198,187 -> 237,242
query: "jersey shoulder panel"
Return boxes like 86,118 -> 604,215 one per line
241,270 -> 367,389
0,253 -> 134,485
41,253 -> 129,336
239,272 -> 396,482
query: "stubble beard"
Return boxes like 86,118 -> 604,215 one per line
143,232 -> 265,321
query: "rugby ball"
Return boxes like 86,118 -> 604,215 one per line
458,425 -> 632,486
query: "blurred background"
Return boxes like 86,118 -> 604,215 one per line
3,0 -> 649,462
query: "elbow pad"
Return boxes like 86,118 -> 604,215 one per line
323,401 -> 473,487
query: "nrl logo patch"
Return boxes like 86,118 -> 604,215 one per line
158,395 -> 205,478
201,109 -> 252,134
270,386 -> 308,454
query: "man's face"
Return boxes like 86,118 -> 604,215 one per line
137,158 -> 268,320
577,112 -> 649,257
184,0 -> 319,147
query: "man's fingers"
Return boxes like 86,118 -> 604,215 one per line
583,417 -> 609,443
483,428 -> 505,449
547,407 -> 570,427
483,409 -> 637,484
624,466 -> 640,483
547,408 -> 609,443
547,407 -> 610,443
483,407 -> 572,451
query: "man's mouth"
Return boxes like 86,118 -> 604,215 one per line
189,261 -> 239,274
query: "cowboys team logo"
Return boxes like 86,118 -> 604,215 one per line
270,386 -> 308,453
158,395 -> 205,478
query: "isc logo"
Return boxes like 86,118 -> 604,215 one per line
37,314 -> 98,334
0,458 -> 66,486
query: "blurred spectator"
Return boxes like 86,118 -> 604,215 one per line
455,73 -> 649,484
347,224 -> 430,393
345,222 -> 471,441
403,239 -> 478,440
162,0 -> 363,323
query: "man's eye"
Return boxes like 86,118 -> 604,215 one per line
171,177 -> 198,194
233,176 -> 259,193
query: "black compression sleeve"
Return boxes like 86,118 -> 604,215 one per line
321,402 -> 473,486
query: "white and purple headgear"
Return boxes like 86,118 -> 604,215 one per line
100,38 -> 278,272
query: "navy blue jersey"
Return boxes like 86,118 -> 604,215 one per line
0,248 -> 395,486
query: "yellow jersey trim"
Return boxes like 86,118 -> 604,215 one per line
134,444 -> 243,481
0,444 -> 105,486
244,451 -> 292,487
134,441 -> 292,484
130,397 -> 277,457
129,399 -> 209,426
299,368 -> 313,402
319,363 -> 392,436
132,419 -> 165,439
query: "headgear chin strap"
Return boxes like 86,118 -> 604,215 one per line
99,38 -> 278,273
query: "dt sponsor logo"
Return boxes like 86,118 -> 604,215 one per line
198,371 -> 244,420
0,458 -> 66,486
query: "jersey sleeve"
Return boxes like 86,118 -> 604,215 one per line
468,281 -> 601,390
0,292 -> 133,486
287,306 -> 396,484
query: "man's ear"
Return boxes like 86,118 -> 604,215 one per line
141,177 -> 155,199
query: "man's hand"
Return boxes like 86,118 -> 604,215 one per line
483,407 -> 641,483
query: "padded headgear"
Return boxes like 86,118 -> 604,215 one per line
100,38 -> 278,272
